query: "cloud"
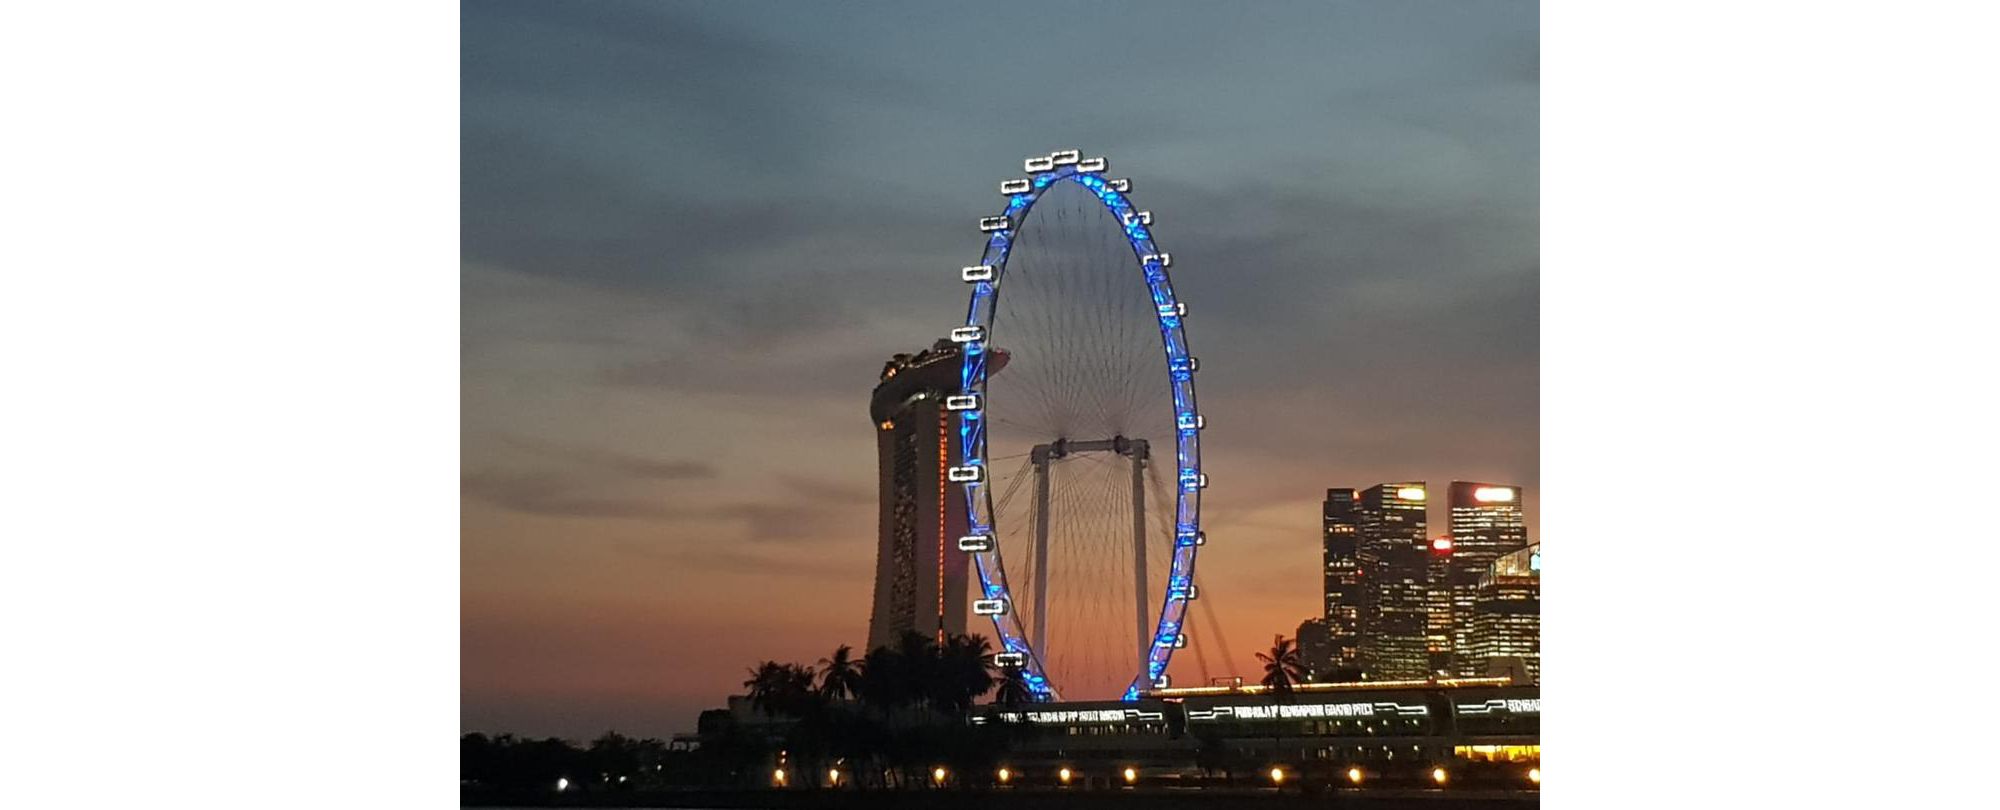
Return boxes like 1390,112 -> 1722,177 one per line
489,434 -> 718,481
462,470 -> 679,521
462,469 -> 857,544
777,474 -> 873,503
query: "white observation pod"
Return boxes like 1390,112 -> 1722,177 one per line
1024,155 -> 1055,172
1049,149 -> 1080,165
961,265 -> 995,283
1158,302 -> 1187,318
948,465 -> 984,483
1077,156 -> 1107,173
1177,413 -> 1205,430
1142,252 -> 1172,267
973,598 -> 1009,616
957,534 -> 994,552
949,326 -> 985,343
993,652 -> 1026,668
979,216 -> 1011,232
1107,178 -> 1131,192
999,178 -> 1032,194
944,394 -> 981,411
1124,211 -> 1153,227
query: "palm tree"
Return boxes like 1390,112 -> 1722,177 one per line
931,633 -> 996,714
818,645 -> 862,702
858,643 -> 913,713
743,661 -> 819,718
1256,634 -> 1306,697
1255,634 -> 1307,775
744,661 -> 789,717
992,663 -> 1034,707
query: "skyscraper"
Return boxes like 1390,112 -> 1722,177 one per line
1357,482 -> 1429,680
1294,617 -> 1335,681
865,340 -> 979,651
1319,488 -> 1364,679
1447,481 -> 1530,676
1425,534 -> 1455,675
1467,544 -> 1540,684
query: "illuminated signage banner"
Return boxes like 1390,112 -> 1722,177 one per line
1455,698 -> 1540,715
1188,702 -> 1428,722
974,708 -> 1165,725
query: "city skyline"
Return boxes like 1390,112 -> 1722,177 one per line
462,0 -> 1537,738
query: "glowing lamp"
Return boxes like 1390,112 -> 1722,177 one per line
1058,767 -> 1073,784
997,767 -> 1011,784
932,767 -> 947,783
1347,767 -> 1364,784
1431,767 -> 1448,785
1528,767 -> 1540,784
828,768 -> 840,785
1431,537 -> 1453,553
772,769 -> 786,786
1123,767 -> 1137,784
1397,487 -> 1426,501
1269,767 -> 1285,784
1474,486 -> 1515,502
556,777 -> 569,792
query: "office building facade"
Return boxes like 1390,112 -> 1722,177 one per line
1426,534 -> 1456,675
1356,482 -> 1430,680
1467,544 -> 1540,684
1446,482 -> 1530,676
1319,488 -> 1365,679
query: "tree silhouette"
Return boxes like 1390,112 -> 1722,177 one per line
859,639 -> 917,712
992,663 -> 1034,707
1254,633 -> 1307,774
817,644 -> 862,702
743,660 -> 819,718
930,633 -> 996,714
1255,634 -> 1306,697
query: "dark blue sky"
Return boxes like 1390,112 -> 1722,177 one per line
462,0 -> 1537,738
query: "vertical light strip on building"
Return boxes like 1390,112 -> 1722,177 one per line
937,407 -> 948,643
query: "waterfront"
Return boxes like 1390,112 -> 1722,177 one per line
463,786 -> 1540,809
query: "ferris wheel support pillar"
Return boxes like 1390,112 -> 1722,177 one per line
1129,440 -> 1150,669
1030,444 -> 1054,656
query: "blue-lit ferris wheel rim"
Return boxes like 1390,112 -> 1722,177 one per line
954,157 -> 1202,702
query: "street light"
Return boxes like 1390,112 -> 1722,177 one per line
1347,767 -> 1363,785
773,768 -> 787,786
1123,767 -> 1138,784
556,777 -> 568,792
1058,766 -> 1073,785
1528,767 -> 1541,785
933,766 -> 948,785
1431,767 -> 1448,785
1269,767 -> 1285,785
828,768 -> 840,786
997,767 -> 1011,784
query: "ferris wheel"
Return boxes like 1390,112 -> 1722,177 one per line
947,150 -> 1205,701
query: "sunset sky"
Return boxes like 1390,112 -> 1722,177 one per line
462,0 -> 1537,738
